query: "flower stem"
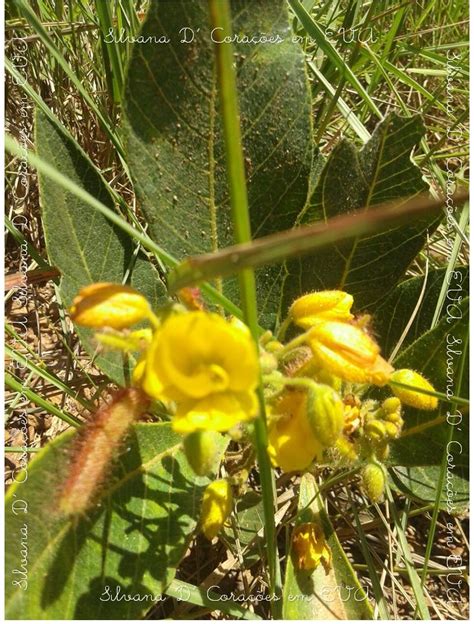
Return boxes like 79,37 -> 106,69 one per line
208,0 -> 281,614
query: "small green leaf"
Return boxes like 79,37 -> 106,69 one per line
388,298 -> 469,510
36,110 -> 167,384
283,113 -> 434,312
282,474 -> 373,620
5,423 -> 228,619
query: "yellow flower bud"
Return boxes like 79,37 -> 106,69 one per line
289,290 -> 354,329
361,462 -> 386,502
307,321 -> 393,386
267,391 -> 323,472
307,384 -> 345,447
200,479 -> 233,540
390,369 -> 438,411
290,290 -> 354,329
183,430 -> 221,476
382,397 -> 401,415
365,420 -> 387,442
384,422 -> 400,439
292,522 -> 331,571
70,283 -> 151,329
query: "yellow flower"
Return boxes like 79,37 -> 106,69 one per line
290,290 -> 354,329
200,479 -> 233,540
390,369 -> 438,410
292,522 -> 331,571
70,283 -> 151,329
267,391 -> 323,472
140,311 -> 259,433
307,320 -> 393,386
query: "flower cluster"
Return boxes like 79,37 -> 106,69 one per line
69,283 -> 440,537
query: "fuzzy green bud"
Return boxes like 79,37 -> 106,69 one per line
307,384 -> 345,447
361,462 -> 386,502
183,431 -> 222,476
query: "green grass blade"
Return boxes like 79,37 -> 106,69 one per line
209,0 -> 281,614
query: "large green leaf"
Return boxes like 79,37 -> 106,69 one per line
123,0 -> 313,325
388,298 -> 469,510
282,474 -> 373,620
5,423 -> 227,619
373,266 -> 469,356
36,110 -> 167,384
282,113 -> 433,313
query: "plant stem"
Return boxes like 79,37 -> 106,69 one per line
208,0 -> 281,614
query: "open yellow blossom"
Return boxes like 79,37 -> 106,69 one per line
292,522 -> 331,571
290,290 -> 354,328
70,283 -> 151,329
268,391 -> 323,472
140,311 -> 259,433
390,369 -> 438,410
307,320 -> 393,386
200,479 -> 233,540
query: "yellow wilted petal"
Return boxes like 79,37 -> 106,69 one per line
200,479 -> 233,540
292,522 -> 331,571
70,283 -> 151,329
307,321 -> 392,385
290,290 -> 354,328
267,392 -> 323,472
390,369 -> 438,410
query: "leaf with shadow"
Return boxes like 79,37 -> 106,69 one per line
123,0 -> 313,327
36,109 -> 168,385
5,423 -> 228,619
282,474 -> 373,620
373,266 -> 469,356
282,113 -> 436,314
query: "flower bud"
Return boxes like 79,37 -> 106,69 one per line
307,384 -> 344,447
290,290 -> 354,328
70,283 -> 151,329
390,369 -> 438,411
382,397 -> 402,415
384,422 -> 400,438
292,522 -> 331,571
183,430 -> 221,476
365,420 -> 387,442
200,479 -> 233,540
361,462 -> 386,502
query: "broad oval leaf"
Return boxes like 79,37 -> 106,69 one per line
123,0 -> 313,325
5,423 -> 227,619
283,113 -> 434,313
36,110 -> 167,384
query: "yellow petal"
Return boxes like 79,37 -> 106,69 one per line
290,290 -> 354,328
70,283 -> 150,329
172,391 -> 258,434
200,479 -> 233,540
